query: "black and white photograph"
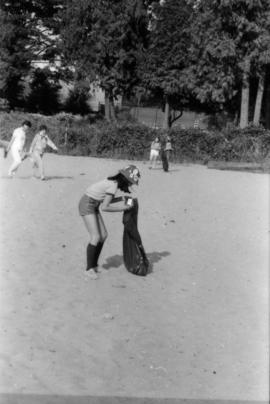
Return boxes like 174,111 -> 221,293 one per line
0,1 -> 269,404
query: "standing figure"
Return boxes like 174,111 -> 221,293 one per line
149,136 -> 161,169
164,135 -> 173,162
78,165 -> 140,279
7,120 -> 32,178
29,125 -> 58,180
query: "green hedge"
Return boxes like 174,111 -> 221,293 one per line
1,111 -> 270,163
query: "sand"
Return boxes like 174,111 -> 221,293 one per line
0,153 -> 269,403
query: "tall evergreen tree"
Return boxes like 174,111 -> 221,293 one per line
141,0 -> 193,129
0,2 -> 32,107
0,0 -> 62,109
26,67 -> 60,114
60,0 -> 148,121
185,0 -> 270,128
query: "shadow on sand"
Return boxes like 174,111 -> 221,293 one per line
102,250 -> 170,273
102,254 -> 123,269
0,175 -> 74,180
42,175 -> 74,181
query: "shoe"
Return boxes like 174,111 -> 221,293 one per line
85,269 -> 98,280
95,266 -> 103,273
40,176 -> 46,181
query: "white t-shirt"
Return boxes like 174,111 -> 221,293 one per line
85,179 -> 118,201
11,127 -> 26,151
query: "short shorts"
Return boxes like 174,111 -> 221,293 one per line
150,149 -> 159,159
78,194 -> 101,216
10,147 -> 23,164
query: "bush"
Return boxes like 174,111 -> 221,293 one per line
1,111 -> 269,163
63,88 -> 90,115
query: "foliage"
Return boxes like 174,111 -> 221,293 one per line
184,0 -> 270,115
26,68 -> 61,114
141,0 -> 193,107
63,85 -> 91,116
1,112 -> 269,163
0,0 -> 62,108
59,0 -> 149,110
0,4 -> 32,107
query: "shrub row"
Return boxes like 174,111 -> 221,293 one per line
1,111 -> 270,163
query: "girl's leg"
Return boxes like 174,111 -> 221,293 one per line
8,148 -> 22,176
31,152 -> 38,177
82,213 -> 101,245
149,151 -> 154,168
39,155 -> 45,180
34,152 -> 45,179
153,154 -> 157,168
97,212 -> 108,242
94,212 -> 108,270
82,214 -> 102,277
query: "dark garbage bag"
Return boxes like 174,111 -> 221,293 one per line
122,198 -> 149,276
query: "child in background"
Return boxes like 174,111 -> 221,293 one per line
7,120 -> 32,178
149,136 -> 161,169
165,134 -> 173,162
29,125 -> 58,180
78,165 -> 140,279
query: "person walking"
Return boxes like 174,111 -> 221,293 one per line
78,165 -> 140,279
149,136 -> 161,169
7,120 -> 32,178
29,125 -> 58,180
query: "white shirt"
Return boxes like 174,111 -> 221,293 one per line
30,133 -> 57,154
11,127 -> 26,151
85,179 -> 118,201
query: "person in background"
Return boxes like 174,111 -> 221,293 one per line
7,120 -> 32,178
78,165 -> 140,279
164,134 -> 173,162
149,136 -> 161,169
29,125 -> 58,181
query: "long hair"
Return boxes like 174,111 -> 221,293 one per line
107,173 -> 131,193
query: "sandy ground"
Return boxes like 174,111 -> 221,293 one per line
0,153 -> 269,403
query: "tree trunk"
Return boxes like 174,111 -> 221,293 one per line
265,77 -> 270,129
163,98 -> 170,129
104,91 -> 111,121
253,74 -> 265,126
239,58 -> 251,129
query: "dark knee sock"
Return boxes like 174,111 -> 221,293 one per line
94,241 -> 104,267
86,244 -> 97,271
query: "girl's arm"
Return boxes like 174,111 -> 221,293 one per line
101,194 -> 130,212
6,134 -> 15,152
111,196 -> 124,203
46,137 -> 58,151
29,134 -> 38,154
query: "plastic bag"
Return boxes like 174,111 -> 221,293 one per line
122,198 -> 149,276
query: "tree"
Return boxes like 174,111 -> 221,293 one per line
64,79 -> 91,115
252,12 -> 270,126
0,0 -> 62,109
0,3 -> 32,107
185,0 -> 270,128
26,68 -> 60,114
141,0 -> 193,129
60,0 -> 148,121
